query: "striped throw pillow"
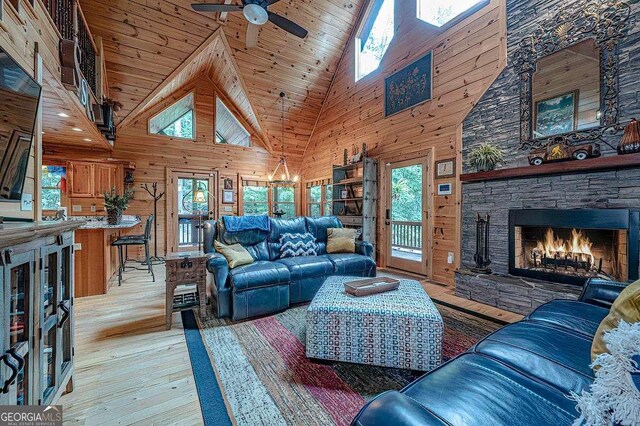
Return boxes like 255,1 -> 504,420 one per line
280,233 -> 318,258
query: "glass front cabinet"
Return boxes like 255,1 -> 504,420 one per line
0,229 -> 75,406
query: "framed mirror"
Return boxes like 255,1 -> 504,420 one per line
515,0 -> 631,152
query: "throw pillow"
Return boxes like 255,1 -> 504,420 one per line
326,228 -> 356,254
279,233 -> 317,258
214,240 -> 254,269
572,320 -> 640,426
591,279 -> 640,361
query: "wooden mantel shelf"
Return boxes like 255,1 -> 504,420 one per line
460,153 -> 640,183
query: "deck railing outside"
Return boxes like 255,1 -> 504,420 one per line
391,220 -> 422,251
178,215 -> 206,247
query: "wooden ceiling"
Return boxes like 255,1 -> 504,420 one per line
79,0 -> 365,160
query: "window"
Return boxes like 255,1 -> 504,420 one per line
42,165 -> 66,210
149,93 -> 194,139
273,186 -> 296,218
307,184 -> 334,217
355,0 -> 394,81
308,186 -> 322,217
417,0 -> 485,27
243,186 -> 269,215
215,98 -> 251,147
324,184 -> 333,216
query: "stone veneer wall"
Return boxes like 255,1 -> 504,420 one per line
461,0 -> 640,172
456,0 -> 640,312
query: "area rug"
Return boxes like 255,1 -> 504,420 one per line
186,302 -> 502,426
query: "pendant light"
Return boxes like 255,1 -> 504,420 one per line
268,92 -> 299,186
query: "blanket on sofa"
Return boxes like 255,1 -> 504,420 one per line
223,215 -> 270,233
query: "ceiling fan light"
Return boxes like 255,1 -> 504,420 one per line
243,4 -> 268,25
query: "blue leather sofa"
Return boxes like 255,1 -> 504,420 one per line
203,216 -> 376,321
352,278 -> 630,426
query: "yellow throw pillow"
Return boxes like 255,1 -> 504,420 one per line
326,228 -> 356,254
591,279 -> 640,361
214,241 -> 254,269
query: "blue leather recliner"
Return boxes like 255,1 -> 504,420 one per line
203,216 -> 376,321
352,278 -> 632,426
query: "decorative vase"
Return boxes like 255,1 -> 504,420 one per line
618,118 -> 640,154
107,210 -> 122,225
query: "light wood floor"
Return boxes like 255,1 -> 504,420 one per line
59,265 -> 522,425
59,265 -> 203,425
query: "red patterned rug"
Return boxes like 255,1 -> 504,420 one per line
196,302 -> 502,425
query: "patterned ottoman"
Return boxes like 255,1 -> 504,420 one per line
305,276 -> 443,371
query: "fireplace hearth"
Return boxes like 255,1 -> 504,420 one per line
509,209 -> 639,285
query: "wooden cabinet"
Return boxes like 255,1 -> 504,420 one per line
69,162 -> 95,198
0,224 -> 77,406
96,165 -> 118,196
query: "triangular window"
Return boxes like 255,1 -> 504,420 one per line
355,0 -> 395,81
215,97 -> 251,147
417,0 -> 486,27
149,93 -> 194,139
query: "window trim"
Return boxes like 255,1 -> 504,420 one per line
215,95 -> 252,148
354,0 -> 395,82
148,92 -> 196,141
306,182 -> 333,217
416,0 -> 490,30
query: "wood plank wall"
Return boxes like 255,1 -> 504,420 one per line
92,75 -> 283,257
303,0 -> 507,285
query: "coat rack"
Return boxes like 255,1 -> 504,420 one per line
141,182 -> 165,264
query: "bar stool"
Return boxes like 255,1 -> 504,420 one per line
111,215 -> 155,285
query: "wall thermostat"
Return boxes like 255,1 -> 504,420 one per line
438,183 -> 452,195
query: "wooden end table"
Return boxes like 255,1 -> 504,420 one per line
165,251 -> 209,329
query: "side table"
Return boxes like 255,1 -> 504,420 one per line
165,251 -> 209,329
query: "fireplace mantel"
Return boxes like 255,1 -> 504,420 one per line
461,153 -> 640,183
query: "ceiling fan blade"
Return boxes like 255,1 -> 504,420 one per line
267,0 -> 282,4
268,12 -> 308,39
191,3 -> 243,12
246,23 -> 259,48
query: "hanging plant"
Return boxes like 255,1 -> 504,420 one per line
469,144 -> 505,172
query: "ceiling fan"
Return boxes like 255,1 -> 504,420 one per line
191,1 -> 309,48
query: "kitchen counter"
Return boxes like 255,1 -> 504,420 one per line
0,220 -> 85,248
74,217 -> 144,297
78,219 -> 141,230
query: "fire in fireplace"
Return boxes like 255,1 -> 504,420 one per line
509,209 -> 639,285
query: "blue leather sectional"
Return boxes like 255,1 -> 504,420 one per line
352,278 -> 630,426
203,216 -> 376,321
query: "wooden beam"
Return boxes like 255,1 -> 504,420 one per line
34,44 -> 43,220
117,28 -> 225,132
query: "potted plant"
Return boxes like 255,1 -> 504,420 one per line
104,188 -> 133,225
469,144 -> 504,172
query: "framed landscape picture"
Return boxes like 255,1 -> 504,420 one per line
384,51 -> 433,117
534,91 -> 578,137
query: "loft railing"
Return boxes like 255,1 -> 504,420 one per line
42,0 -> 98,96
391,221 -> 422,251
42,0 -> 74,40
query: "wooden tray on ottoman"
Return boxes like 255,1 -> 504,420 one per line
344,277 -> 400,296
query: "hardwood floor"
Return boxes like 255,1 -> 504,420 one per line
59,265 -> 203,425
59,264 -> 521,424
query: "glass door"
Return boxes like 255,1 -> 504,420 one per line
40,245 -> 60,404
385,158 -> 429,275
2,251 -> 35,405
59,240 -> 73,378
176,173 -> 216,251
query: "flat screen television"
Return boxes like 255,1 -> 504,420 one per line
0,47 -> 42,203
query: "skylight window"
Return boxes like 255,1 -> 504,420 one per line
355,0 -> 394,81
149,93 -> 194,139
417,0 -> 485,27
215,97 -> 251,147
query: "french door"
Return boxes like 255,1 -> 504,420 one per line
167,171 -> 217,253
384,157 -> 430,275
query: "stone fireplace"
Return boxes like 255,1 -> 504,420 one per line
509,209 -> 638,285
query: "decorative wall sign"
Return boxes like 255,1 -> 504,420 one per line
223,178 -> 233,190
384,52 -> 433,117
222,190 -> 234,204
437,183 -> 452,196
435,158 -> 456,178
514,0 -> 631,151
534,91 -> 577,137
